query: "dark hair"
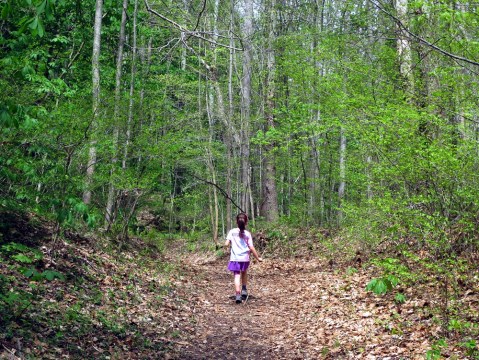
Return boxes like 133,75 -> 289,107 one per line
236,213 -> 248,238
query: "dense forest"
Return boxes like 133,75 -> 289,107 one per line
1,0 -> 479,358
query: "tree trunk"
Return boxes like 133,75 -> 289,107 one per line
240,0 -> 254,216
395,0 -> 414,94
260,0 -> 279,222
338,126 -> 346,223
83,0 -> 103,205
226,0 -> 236,228
123,0 -> 138,170
207,149 -> 219,245
106,0 -> 129,226
206,83 -> 219,244
181,0 -> 188,71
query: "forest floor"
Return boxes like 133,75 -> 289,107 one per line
174,254 -> 477,360
1,213 -> 478,359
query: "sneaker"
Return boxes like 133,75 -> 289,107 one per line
241,288 -> 248,299
235,294 -> 242,304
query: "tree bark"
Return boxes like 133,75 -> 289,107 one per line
106,0 -> 129,226
240,0 -> 254,216
395,0 -> 414,95
123,0 -> 139,170
83,0 -> 103,205
226,0 -> 236,229
260,0 -> 279,222
206,83 -> 219,243
338,126 -> 346,223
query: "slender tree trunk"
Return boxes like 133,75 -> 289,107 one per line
226,0 -> 236,228
207,149 -> 219,245
338,126 -> 346,223
83,0 -> 103,205
308,0 -> 325,223
240,0 -> 254,216
395,0 -> 413,94
123,0 -> 138,170
366,155 -> 373,200
136,37 -> 153,170
261,0 -> 279,222
106,0 -> 129,226
181,0 -> 188,71
206,84 -> 219,244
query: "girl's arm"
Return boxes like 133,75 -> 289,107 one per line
249,245 -> 263,262
224,239 -> 230,247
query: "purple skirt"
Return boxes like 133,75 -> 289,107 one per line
227,261 -> 250,273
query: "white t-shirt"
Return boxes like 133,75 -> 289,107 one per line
226,228 -> 253,262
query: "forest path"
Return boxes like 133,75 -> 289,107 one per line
175,256 -> 429,359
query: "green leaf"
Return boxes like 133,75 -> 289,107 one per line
366,277 -> 394,295
42,270 -> 64,281
28,16 -> 38,30
36,17 -> 44,37
2,242 -> 30,253
394,293 -> 406,304
365,278 -> 378,292
22,65 -> 35,77
12,254 -> 33,263
1,3 -> 12,20
0,106 -> 13,127
375,279 -> 388,294
23,268 -> 37,278
426,349 -> 441,360
386,275 -> 399,287
45,0 -> 54,20
36,0 -> 46,15
23,267 -> 43,281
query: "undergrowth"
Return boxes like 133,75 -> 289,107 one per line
0,212 -> 188,359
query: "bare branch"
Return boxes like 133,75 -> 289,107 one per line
369,0 -> 479,67
144,0 -> 244,51
192,0 -> 207,32
190,173 -> 246,214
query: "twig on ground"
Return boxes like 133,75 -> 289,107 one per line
2,345 -> 21,360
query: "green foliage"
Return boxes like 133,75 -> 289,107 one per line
346,267 -> 358,276
372,258 -> 412,277
141,228 -> 167,254
1,242 -> 43,263
460,339 -> 478,358
1,0 -> 479,272
426,339 -> 447,360
366,275 -> 398,295
0,241 -> 64,325
23,267 -> 65,281
394,293 -> 406,304
366,258 -> 412,300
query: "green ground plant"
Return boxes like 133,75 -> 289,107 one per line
0,242 -> 64,326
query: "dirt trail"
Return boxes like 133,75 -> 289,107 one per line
175,256 -> 436,359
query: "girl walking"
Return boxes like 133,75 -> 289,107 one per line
225,213 -> 262,303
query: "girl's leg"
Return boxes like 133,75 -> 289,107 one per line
241,269 -> 248,288
234,272 -> 241,294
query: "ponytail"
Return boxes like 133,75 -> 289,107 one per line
236,213 -> 248,238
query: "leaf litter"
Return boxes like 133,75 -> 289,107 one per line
1,227 -> 478,359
